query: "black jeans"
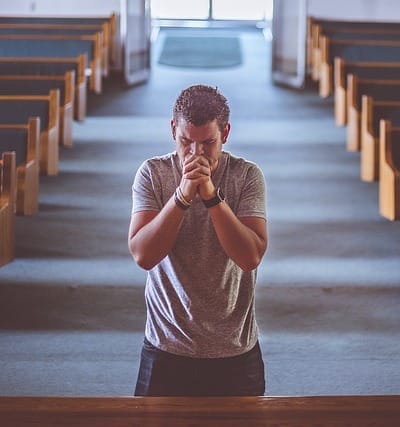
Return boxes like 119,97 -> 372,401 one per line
134,338 -> 265,396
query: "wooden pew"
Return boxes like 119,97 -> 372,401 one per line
319,36 -> 400,98
0,13 -> 117,68
0,91 -> 60,176
0,24 -> 109,77
334,57 -> 400,126
0,56 -> 86,121
0,118 -> 40,216
0,72 -> 74,148
361,96 -> 400,182
0,395 -> 400,427
310,19 -> 400,81
0,34 -> 102,94
379,120 -> 400,221
347,75 -> 400,152
0,151 -> 16,267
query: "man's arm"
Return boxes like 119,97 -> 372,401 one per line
128,195 -> 186,270
208,201 -> 267,272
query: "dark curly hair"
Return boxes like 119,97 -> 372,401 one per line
173,84 -> 230,133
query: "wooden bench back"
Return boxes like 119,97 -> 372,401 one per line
348,75 -> 400,110
0,25 -> 108,76
319,37 -> 400,97
1,395 -> 400,427
364,98 -> 400,137
0,33 -> 100,62
0,91 -> 59,131
323,36 -> 400,67
335,57 -> 400,87
0,56 -> 86,121
0,35 -> 101,93
0,151 -> 16,266
381,122 -> 400,170
0,118 -> 40,215
0,71 -> 74,105
0,13 -> 117,64
379,120 -> 400,220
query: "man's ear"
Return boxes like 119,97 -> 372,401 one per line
171,119 -> 176,140
222,123 -> 231,143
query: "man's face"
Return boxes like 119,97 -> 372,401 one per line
171,118 -> 230,173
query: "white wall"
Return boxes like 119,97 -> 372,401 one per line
0,0 -> 120,16
308,0 -> 400,21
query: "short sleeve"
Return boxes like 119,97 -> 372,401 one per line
131,160 -> 161,215
236,164 -> 267,220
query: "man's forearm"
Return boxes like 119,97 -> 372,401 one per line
208,201 -> 267,272
129,196 -> 185,270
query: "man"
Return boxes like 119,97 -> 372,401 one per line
128,84 -> 267,396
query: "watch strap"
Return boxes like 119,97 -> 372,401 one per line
203,188 -> 225,208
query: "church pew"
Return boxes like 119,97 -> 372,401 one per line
334,57 -> 400,126
0,13 -> 117,68
0,118 -> 40,216
319,36 -> 400,98
0,34 -> 102,94
0,24 -> 108,77
0,72 -> 74,148
0,91 -> 60,176
0,56 -> 86,122
0,151 -> 16,267
307,17 -> 390,75
0,395 -> 400,427
347,76 -> 400,152
310,19 -> 400,81
379,120 -> 400,221
361,96 -> 400,182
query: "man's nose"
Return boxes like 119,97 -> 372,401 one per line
190,142 -> 203,155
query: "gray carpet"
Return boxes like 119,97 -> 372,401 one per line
158,33 -> 242,68
0,28 -> 399,397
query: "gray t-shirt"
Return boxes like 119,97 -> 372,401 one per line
131,150 -> 266,358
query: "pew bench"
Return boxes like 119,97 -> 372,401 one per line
0,90 -> 60,176
311,21 -> 400,81
0,118 -> 40,216
334,57 -> 400,126
379,120 -> 400,221
0,72 -> 74,148
319,36 -> 400,98
0,23 -> 109,77
0,151 -> 16,267
0,34 -> 101,94
0,56 -> 86,121
347,76 -> 400,152
0,13 -> 117,68
0,395 -> 400,427
361,96 -> 400,182
307,17 -> 400,74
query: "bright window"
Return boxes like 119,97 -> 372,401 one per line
151,0 -> 209,20
151,0 -> 273,21
213,0 -> 273,20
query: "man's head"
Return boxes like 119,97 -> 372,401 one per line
171,85 -> 231,173
172,84 -> 230,133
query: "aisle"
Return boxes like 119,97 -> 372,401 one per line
0,28 -> 399,396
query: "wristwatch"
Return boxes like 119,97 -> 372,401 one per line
203,187 -> 225,208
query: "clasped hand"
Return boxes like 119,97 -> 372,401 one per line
180,154 -> 215,201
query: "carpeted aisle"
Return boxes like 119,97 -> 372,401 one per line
0,27 -> 399,397
158,31 -> 242,68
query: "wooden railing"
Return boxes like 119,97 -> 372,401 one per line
0,395 -> 399,427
